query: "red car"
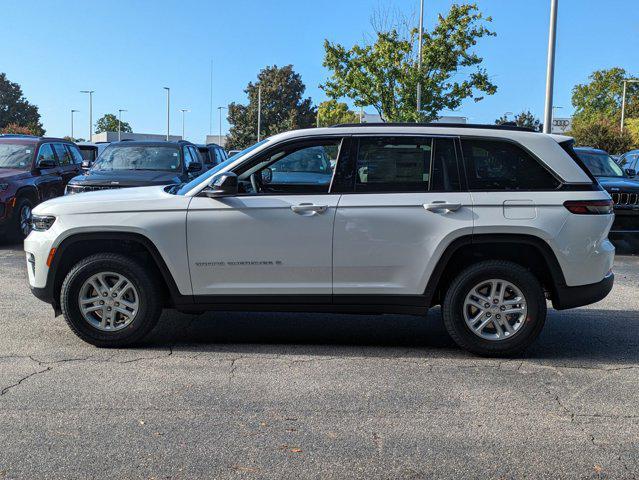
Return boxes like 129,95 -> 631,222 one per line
0,135 -> 83,240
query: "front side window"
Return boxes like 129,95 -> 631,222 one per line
92,145 -> 181,171
576,151 -> 624,178
237,140 -> 341,195
0,143 -> 35,169
37,144 -> 57,167
461,139 -> 559,190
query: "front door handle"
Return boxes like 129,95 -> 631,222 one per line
291,203 -> 328,215
423,201 -> 462,212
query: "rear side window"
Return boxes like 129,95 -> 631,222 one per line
66,145 -> 84,164
354,136 -> 460,192
461,139 -> 560,190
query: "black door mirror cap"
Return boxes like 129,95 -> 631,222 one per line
38,159 -> 57,169
203,172 -> 238,198
188,162 -> 203,173
625,168 -> 637,178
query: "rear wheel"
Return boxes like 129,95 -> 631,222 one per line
60,253 -> 162,347
442,260 -> 546,357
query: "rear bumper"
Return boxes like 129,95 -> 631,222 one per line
552,272 -> 614,310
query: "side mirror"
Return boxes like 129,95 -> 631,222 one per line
38,158 -> 57,169
81,160 -> 92,170
188,162 -> 203,173
261,167 -> 273,184
625,168 -> 636,178
203,172 -> 238,198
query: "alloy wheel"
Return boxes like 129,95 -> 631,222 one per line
78,272 -> 140,331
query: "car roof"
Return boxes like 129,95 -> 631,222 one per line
0,135 -> 74,144
104,140 -> 190,148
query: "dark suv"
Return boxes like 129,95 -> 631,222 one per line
196,143 -> 228,170
65,140 -> 204,194
0,135 -> 83,239
575,147 -> 639,235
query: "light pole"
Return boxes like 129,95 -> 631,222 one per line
118,109 -> 127,141
257,85 -> 262,142
217,106 -> 227,144
71,109 -> 79,140
543,0 -> 558,134
416,0 -> 424,116
621,79 -> 639,132
80,90 -> 94,142
180,109 -> 190,140
163,87 -> 170,141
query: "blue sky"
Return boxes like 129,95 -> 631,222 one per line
1,0 -> 637,141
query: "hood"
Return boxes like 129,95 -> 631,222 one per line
597,176 -> 639,193
32,185 -> 190,216
0,168 -> 29,181
68,169 -> 183,187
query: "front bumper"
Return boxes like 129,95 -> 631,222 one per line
553,272 -> 614,310
610,208 -> 639,233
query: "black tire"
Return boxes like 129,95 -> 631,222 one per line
60,253 -> 162,347
442,260 -> 547,357
9,196 -> 33,241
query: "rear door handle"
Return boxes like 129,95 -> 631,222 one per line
423,201 -> 462,212
291,203 -> 328,215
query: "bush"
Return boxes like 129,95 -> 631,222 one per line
568,117 -> 636,154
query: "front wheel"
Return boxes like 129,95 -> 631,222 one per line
442,260 -> 547,357
60,253 -> 162,347
10,197 -> 33,240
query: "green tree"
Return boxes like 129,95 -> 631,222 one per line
0,73 -> 45,135
317,100 -> 359,127
226,65 -> 316,150
321,3 -> 497,122
495,110 -> 541,131
572,67 -> 639,124
569,116 -> 635,154
94,113 -> 132,134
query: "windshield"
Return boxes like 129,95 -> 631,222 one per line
578,151 -> 625,178
172,139 -> 270,195
92,145 -> 180,172
0,143 -> 34,169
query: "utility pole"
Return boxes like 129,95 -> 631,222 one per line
118,109 -> 127,141
416,0 -> 424,116
163,87 -> 170,141
80,90 -> 94,142
180,109 -> 189,140
71,109 -> 79,140
257,85 -> 262,142
621,79 -> 639,132
543,0 -> 558,134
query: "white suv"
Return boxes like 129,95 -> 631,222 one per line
25,124 -> 615,356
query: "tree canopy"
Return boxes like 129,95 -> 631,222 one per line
321,3 -> 497,122
0,73 -> 45,135
495,110 -> 541,131
317,100 -> 359,127
570,117 -> 634,155
226,65 -> 316,150
572,67 -> 639,123
94,113 -> 132,134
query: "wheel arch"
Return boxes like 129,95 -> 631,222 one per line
424,234 -> 566,308
15,186 -> 39,205
48,231 -> 188,314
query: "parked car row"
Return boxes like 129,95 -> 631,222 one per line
0,134 -> 229,239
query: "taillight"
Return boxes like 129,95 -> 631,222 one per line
563,200 -> 614,215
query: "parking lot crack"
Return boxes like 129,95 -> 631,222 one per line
1,366 -> 52,397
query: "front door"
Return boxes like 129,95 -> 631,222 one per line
332,135 -> 474,295
187,137 -> 344,297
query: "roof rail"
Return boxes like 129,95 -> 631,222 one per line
329,122 -> 538,133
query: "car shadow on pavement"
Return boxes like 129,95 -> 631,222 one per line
140,307 -> 639,363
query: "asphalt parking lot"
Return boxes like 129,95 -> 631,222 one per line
1,242 -> 638,479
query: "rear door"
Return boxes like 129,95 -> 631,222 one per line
53,143 -> 82,186
332,135 -> 473,295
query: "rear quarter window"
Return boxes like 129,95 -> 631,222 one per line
461,138 -> 560,191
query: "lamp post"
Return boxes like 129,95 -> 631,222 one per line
621,79 -> 639,133
71,109 -> 79,140
118,109 -> 127,141
416,0 -> 424,116
217,106 -> 227,145
542,0 -> 559,134
163,87 -> 170,141
80,90 -> 94,142
257,85 -> 262,142
180,109 -> 190,140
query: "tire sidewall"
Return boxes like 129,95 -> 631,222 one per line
443,263 -> 546,356
12,197 -> 33,240
61,255 -> 160,346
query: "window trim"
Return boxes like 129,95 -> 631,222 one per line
459,135 -> 564,192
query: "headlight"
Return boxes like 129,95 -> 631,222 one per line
31,215 -> 56,232
0,183 -> 8,191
